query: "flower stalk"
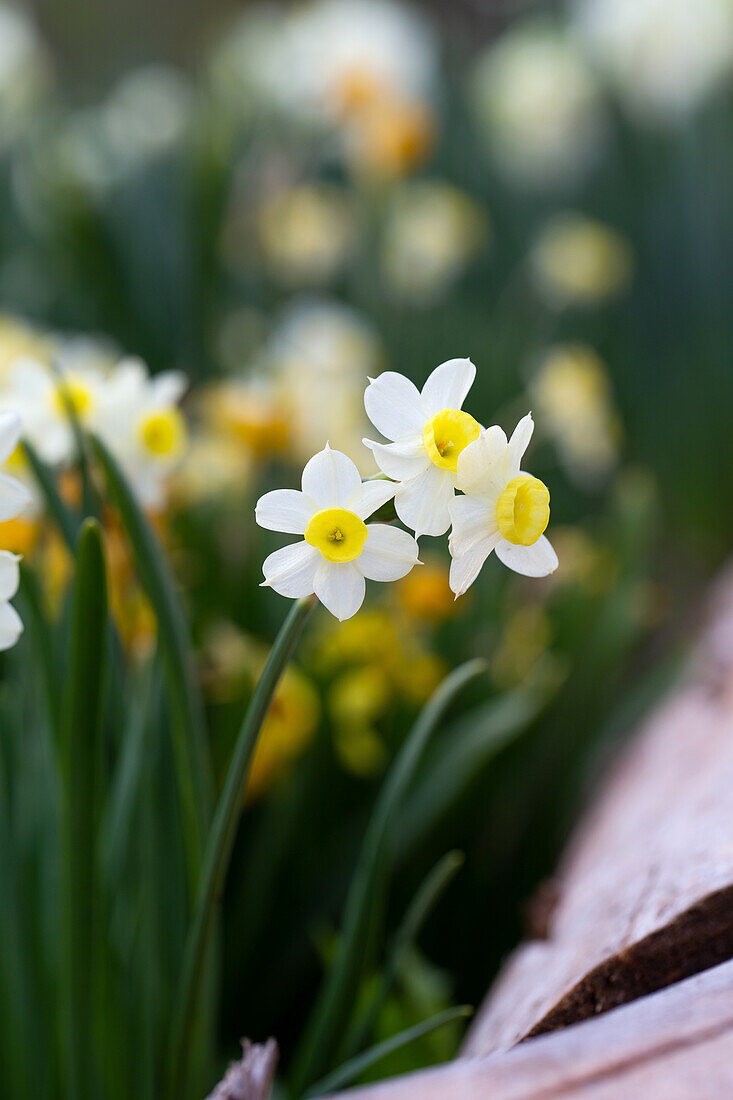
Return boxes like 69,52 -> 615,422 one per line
167,594 -> 316,1100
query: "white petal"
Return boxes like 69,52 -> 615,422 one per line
151,370 -> 187,407
0,411 -> 22,464
314,561 -> 365,621
255,489 -> 317,534
261,541 -> 319,598
0,601 -> 23,651
302,445 -> 362,507
495,535 -> 558,578
347,479 -> 396,520
449,494 -> 498,557
359,524 -> 420,582
420,358 -> 476,415
0,553 -> 20,601
0,472 -> 32,521
504,413 -> 534,480
364,372 -> 425,442
363,436 -> 429,481
449,535 -> 499,597
455,425 -> 508,497
395,464 -> 455,538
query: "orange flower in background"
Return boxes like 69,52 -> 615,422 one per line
396,561 -> 458,623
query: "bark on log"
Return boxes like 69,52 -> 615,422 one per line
463,565 -> 733,1057
206,1039 -> 278,1100
319,958 -> 733,1099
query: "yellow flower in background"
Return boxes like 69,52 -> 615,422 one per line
530,214 -> 633,307
203,621 -> 320,799
202,380 -> 289,459
346,96 -> 435,180
329,664 -> 391,727
392,652 -> 447,705
257,184 -> 356,286
248,664 -> 320,799
313,609 -> 404,674
102,518 -> 158,659
531,344 -> 621,484
334,724 -> 387,777
382,182 -> 489,304
396,561 -> 458,623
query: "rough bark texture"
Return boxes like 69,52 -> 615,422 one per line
206,1039 -> 278,1100
462,565 -> 733,1057
318,959 -> 733,1099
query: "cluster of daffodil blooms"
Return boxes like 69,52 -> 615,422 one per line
0,334 -> 193,651
257,357 -> 558,621
0,350 -> 188,510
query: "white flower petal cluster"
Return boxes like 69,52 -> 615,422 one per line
0,411 -> 32,650
0,347 -> 189,510
449,415 -> 558,596
363,357 -> 478,538
258,357 -> 558,620
257,444 -> 419,621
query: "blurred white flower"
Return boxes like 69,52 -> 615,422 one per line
572,0 -> 733,123
96,360 -> 188,510
62,65 -> 193,191
449,415 -> 558,596
256,444 -> 419,620
471,21 -> 606,189
0,3 -> 50,145
530,213 -> 633,307
0,411 -> 32,650
267,298 -> 383,471
381,182 -> 489,304
210,0 -> 438,176
268,0 -> 437,127
256,183 -> 356,285
531,344 -> 621,484
363,358 -> 479,538
0,357 -> 108,465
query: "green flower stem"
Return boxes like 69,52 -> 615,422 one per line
90,433 -> 212,901
305,1005 -> 473,1099
290,659 -> 485,1097
22,441 -> 80,554
166,595 -> 316,1100
60,520 -> 108,1100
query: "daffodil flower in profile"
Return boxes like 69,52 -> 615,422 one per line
0,411 -> 33,651
256,444 -> 420,621
363,357 -> 480,538
449,413 -> 558,597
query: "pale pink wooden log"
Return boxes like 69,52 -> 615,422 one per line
318,959 -> 733,1099
462,564 -> 733,1057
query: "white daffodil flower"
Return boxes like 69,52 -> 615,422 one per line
96,359 -> 188,510
363,357 -> 479,538
0,357 -> 107,465
448,413 -> 558,596
256,444 -> 420,621
0,410 -> 32,521
0,411 -> 33,651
